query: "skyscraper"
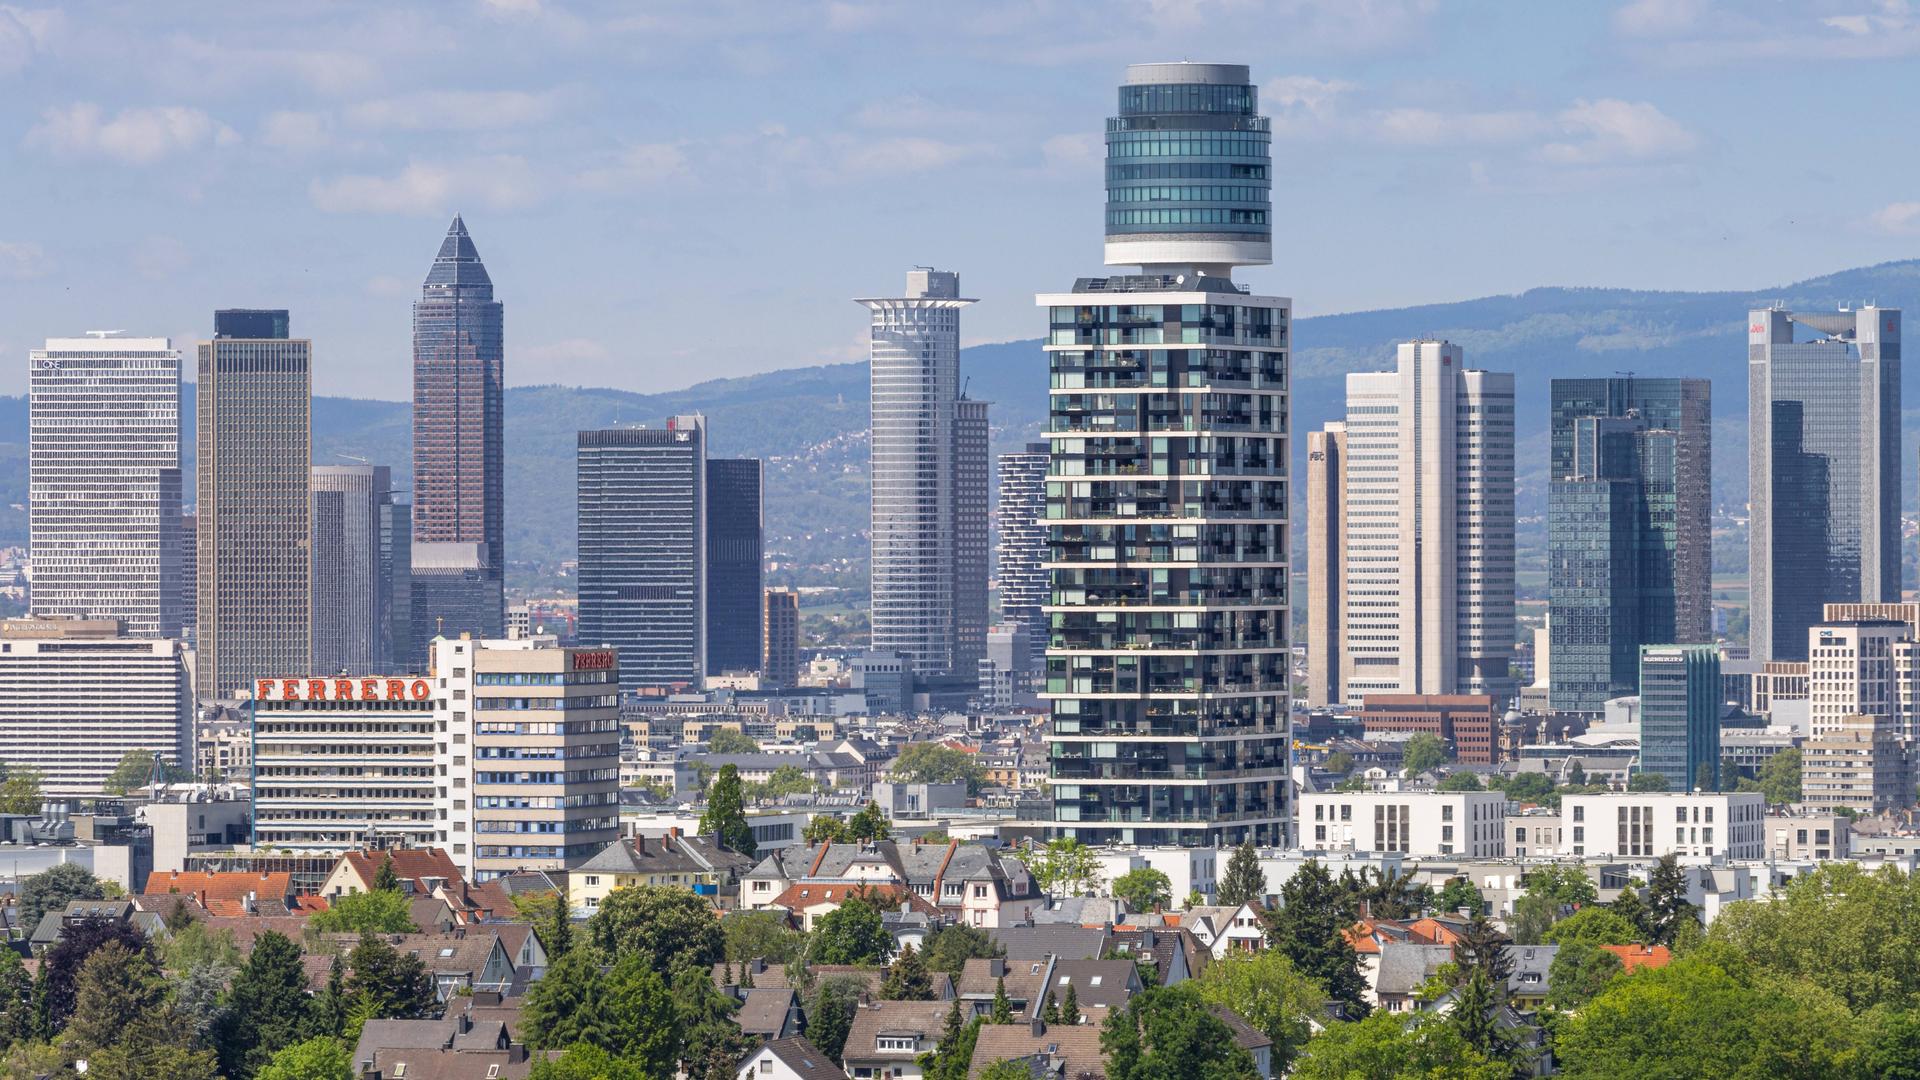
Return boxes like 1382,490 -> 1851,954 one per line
1040,62 -> 1290,847
1638,644 -> 1720,791
1304,422 -> 1347,707
1323,341 -> 1515,703
953,397 -> 991,682
996,442 -> 1049,670
411,216 -> 505,655
311,465 -> 393,675
856,269 -> 987,681
763,587 -> 800,687
28,333 -> 183,637
576,419 -> 706,691
380,496 -> 412,669
1547,378 -> 1709,715
1749,306 -> 1901,662
197,310 -> 311,699
705,458 -> 764,675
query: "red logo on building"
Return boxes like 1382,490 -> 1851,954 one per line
255,677 -> 433,702
572,650 -> 616,672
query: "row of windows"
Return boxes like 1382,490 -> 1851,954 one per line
1118,83 -> 1257,117
1108,162 -> 1267,182
1107,185 -> 1268,204
1106,133 -> 1269,159
1106,209 -> 1267,226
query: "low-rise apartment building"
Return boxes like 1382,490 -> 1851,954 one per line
1299,791 -> 1507,858
1558,792 -> 1765,860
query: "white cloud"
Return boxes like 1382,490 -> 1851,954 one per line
1041,133 -> 1101,175
576,143 -> 689,190
259,110 -> 335,152
364,275 -> 418,298
26,103 -> 239,164
1375,108 -> 1547,146
837,135 -> 983,175
1871,201 -> 1920,235
0,5 -> 59,75
1612,0 -> 1708,37
310,156 -> 540,214
1540,99 -> 1696,165
1264,75 -> 1355,135
344,88 -> 571,131
480,0 -> 543,14
0,240 -> 44,279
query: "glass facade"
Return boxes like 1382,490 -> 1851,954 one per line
997,443 -> 1051,670
705,458 -> 764,676
1638,645 -> 1720,790
1105,72 -> 1270,245
311,466 -> 393,677
412,216 -> 505,641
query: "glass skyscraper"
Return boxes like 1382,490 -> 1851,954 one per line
311,465 -> 394,676
1040,62 -> 1289,847
411,216 -> 505,660
28,333 -> 183,638
1548,378 -> 1710,714
1638,644 -> 1720,790
1749,307 -> 1901,662
196,310 -> 311,699
996,442 -> 1050,670
705,458 -> 764,676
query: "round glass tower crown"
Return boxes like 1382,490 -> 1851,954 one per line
1104,62 -> 1271,275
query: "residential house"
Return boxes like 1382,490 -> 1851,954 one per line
1601,943 -> 1672,972
841,1000 -> 954,1080
736,987 -> 805,1042
1037,960 -> 1142,1026
743,840 -> 1040,927
140,871 -> 297,916
968,1009 -> 1273,1080
1182,904 -> 1265,959
350,1012 -> 537,1079
768,883 -> 941,934
956,957 -> 1051,1020
988,925 -> 1110,962
1506,945 -> 1556,1010
1104,926 -> 1200,987
569,831 -> 754,914
735,1037 -> 844,1080
29,900 -> 163,956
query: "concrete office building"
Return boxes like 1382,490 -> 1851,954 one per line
1318,341 -> 1515,704
857,270 -> 988,681
29,333 -> 184,638
1299,791 -> 1507,858
411,216 -> 505,654
1807,618 -> 1906,737
576,419 -> 706,690
0,618 -> 192,795
1749,306 -> 1901,662
705,458 -> 764,676
1560,792 -> 1765,860
1637,645 -> 1720,791
763,588 -> 800,688
1040,62 -> 1291,847
1304,422 -> 1346,707
196,310 -> 311,700
433,637 -> 622,881
249,673 -> 439,851
996,442 -> 1050,672
311,465 -> 394,676
1549,378 -> 1711,714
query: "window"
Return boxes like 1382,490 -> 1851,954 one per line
1442,806 -> 1454,822
1572,805 -> 1584,822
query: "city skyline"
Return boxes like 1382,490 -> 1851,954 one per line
4,3 -> 1920,400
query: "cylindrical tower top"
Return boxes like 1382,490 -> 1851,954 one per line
1104,61 -> 1270,275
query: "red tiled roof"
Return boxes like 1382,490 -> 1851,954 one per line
1601,943 -> 1671,972
769,882 -> 940,916
337,849 -> 462,890
143,870 -> 294,904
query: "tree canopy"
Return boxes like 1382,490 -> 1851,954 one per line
699,764 -> 757,856
1216,842 -> 1267,908
1400,733 -> 1448,777
585,885 -> 726,976
889,743 -> 988,793
307,889 -> 417,935
809,894 -> 892,966
1026,838 -> 1103,896
1190,948 -> 1323,1073
1265,861 -> 1367,1013
706,729 -> 760,754
1111,867 -> 1173,913
1100,985 -> 1261,1080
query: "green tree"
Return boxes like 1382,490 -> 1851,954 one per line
721,909 -> 804,965
1100,985 -> 1260,1080
1864,1007 -> 1920,1080
1436,876 -> 1482,916
0,766 -> 43,816
804,974 -> 867,1062
162,919 -> 243,976
1191,948 -> 1323,1073
523,948 -> 610,1051
39,915 -> 150,1032
1266,861 -> 1367,1014
922,923 -> 1002,975
1628,771 -> 1670,792
1543,906 -> 1639,949
585,884 -> 725,976
751,764 -> 816,800
889,743 -> 988,794
1509,891 -> 1557,945
512,889 -> 574,960
1216,842 -> 1267,908
880,943 -> 933,1000
1400,733 -> 1447,777
706,728 -> 760,754
218,930 -> 315,1078
343,933 -> 438,1025
18,862 -> 106,933
310,955 -> 349,1040
527,1043 -> 657,1080
1545,942 -> 1625,1012
1448,963 -> 1512,1064
63,941 -> 221,1080
1026,838 -> 1103,896
1450,915 -> 1513,988
1322,752 -> 1354,775
308,889 -> 417,935
990,977 -> 1014,1024
1567,760 -> 1588,787
918,1004 -> 982,1080
846,801 -> 892,841
600,954 -> 682,1075
1437,771 -> 1484,791
0,948 -> 35,1051
1291,1010 -> 1509,1080
1344,867 -> 1430,920
102,749 -> 181,794
255,1037 -> 354,1080
809,894 -> 891,965
1058,983 -> 1080,1025
1111,868 -> 1173,913
1643,853 -> 1697,947
1502,772 -> 1555,803
699,764 -> 757,857
1694,762 -> 1716,793
977,1060 -> 1033,1080
1704,861 -> 1920,1011
1744,747 -> 1801,805
1523,864 -> 1599,909
803,815 -> 848,844
671,960 -> 750,1079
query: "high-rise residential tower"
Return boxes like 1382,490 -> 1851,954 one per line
996,442 -> 1050,670
1319,341 -> 1516,704
763,587 -> 800,687
1548,378 -> 1710,715
705,458 -> 764,675
196,310 -> 311,699
856,270 -> 987,682
411,216 -> 505,656
1749,306 -> 1901,662
311,465 -> 394,675
1039,62 -> 1290,847
576,419 -> 706,691
29,333 -> 183,637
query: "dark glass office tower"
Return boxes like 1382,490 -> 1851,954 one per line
1548,378 -> 1709,714
311,465 -> 393,675
380,496 -> 412,669
1638,644 -> 1720,790
705,458 -> 763,675
411,216 -> 505,655
577,419 -> 705,691
1041,63 -> 1289,848
1749,307 -> 1901,662
197,310 -> 311,698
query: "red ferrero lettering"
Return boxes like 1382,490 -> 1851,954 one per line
386,679 -> 406,701
306,679 -> 327,701
360,678 -> 380,700
255,680 -> 273,701
281,679 -> 301,699
409,679 -> 431,701
334,679 -> 354,700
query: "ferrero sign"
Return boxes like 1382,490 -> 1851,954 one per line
254,676 -> 434,703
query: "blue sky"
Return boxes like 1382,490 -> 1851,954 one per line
2,0 -> 1919,399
